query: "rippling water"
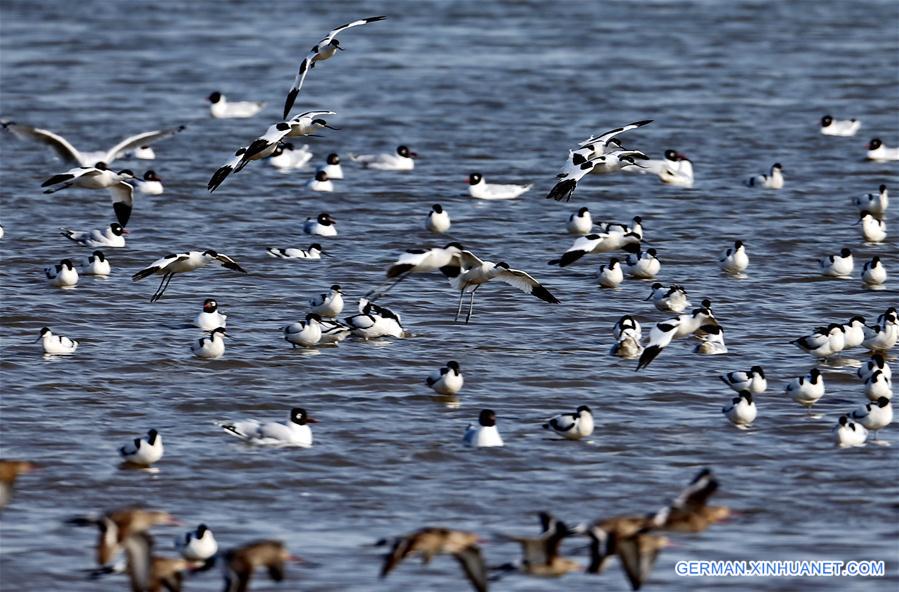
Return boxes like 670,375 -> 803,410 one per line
1,0 -> 898,590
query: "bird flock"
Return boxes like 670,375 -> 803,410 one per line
0,9 -> 897,592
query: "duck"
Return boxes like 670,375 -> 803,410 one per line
498,513 -> 581,577
819,248 -> 854,277
463,409 -> 503,447
745,163 -> 783,188
426,360 -> 463,395
119,429 -> 164,467
190,327 -> 228,359
36,327 -> 78,354
624,248 -> 660,279
720,366 -> 767,394
319,152 -> 343,179
283,313 -> 323,347
719,240 -> 749,274
308,285 -> 344,317
303,212 -> 337,236
857,211 -> 886,242
722,391 -> 757,428
820,115 -> 860,136
305,170 -> 334,192
864,370 -> 893,401
45,258 -> 79,287
598,258 -> 624,288
426,204 -> 451,234
194,299 -> 227,331
866,138 -> 899,161
66,507 -> 180,567
850,397 -> 893,439
222,540 -> 299,592
221,408 -> 317,447
79,251 -> 111,276
785,368 -> 825,409
832,415 -> 868,447
543,405 -> 594,440
851,184 -> 888,217
567,207 -> 593,234
466,172 -> 532,200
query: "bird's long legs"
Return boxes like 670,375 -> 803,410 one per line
465,286 -> 480,324
150,273 -> 174,302
454,290 -> 465,323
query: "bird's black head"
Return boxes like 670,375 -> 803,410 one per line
876,397 -> 890,408
809,368 -> 821,379
821,115 -> 832,126
147,429 -> 159,443
327,153 -> 340,165
839,248 -> 852,258
312,118 -> 329,127
632,216 -> 642,224
92,250 -> 106,261
309,243 -> 323,251
143,170 -> 160,181
208,91 -> 222,103
772,162 -> 783,170
577,206 -> 589,215
306,313 -> 323,323
468,172 -> 482,185
330,284 -> 342,292
479,409 -> 497,427
203,249 -> 219,258
318,212 -> 335,225
646,248 -> 657,257
495,262 -> 510,270
848,315 -> 865,325
701,298 -> 712,309
664,149 -> 677,160
868,138 -> 882,150
651,282 -> 663,290
39,327 -> 51,336
314,170 -> 329,182
431,204 -> 444,213
203,299 -> 217,312
609,257 -> 619,265
444,242 -> 464,251
878,184 -> 887,192
276,122 -> 290,131
283,142 -> 295,150
447,360 -> 461,371
734,240 -> 744,248
751,366 -> 765,377
95,161 -> 108,170
739,390 -> 753,402
576,405 -> 592,415
290,407 -> 317,425
397,145 -> 416,158
118,169 -> 135,178
196,524 -> 208,537
211,327 -> 227,336
838,415 -> 849,426
61,258 -> 74,268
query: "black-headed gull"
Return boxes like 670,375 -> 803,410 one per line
61,223 -> 127,248
208,91 -> 265,119
318,152 -> 343,178
866,138 -> 899,161
303,212 -> 337,236
306,170 -> 334,192
351,145 -> 416,171
463,409 -> 503,447
222,408 -> 317,447
820,115 -> 860,136
466,172 -> 531,200
132,250 -> 247,302
175,524 -> 219,564
195,299 -> 227,332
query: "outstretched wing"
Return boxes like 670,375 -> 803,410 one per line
616,532 -> 664,591
213,252 -> 247,273
104,125 -> 186,163
495,268 -> 560,303
2,120 -> 84,164
578,119 -> 653,148
108,181 -> 134,226
453,546 -> 488,592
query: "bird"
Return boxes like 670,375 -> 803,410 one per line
636,305 -> 718,371
466,172 -> 532,200
720,366 -> 767,394
850,397 -> 893,440
281,16 -> 387,118
61,222 -> 126,248
269,142 -> 313,170
463,409 -> 503,447
318,152 -> 343,178
191,327 -> 228,359
497,512 -> 581,577
345,299 -> 405,339
222,540 -> 299,592
864,370 -> 893,401
567,207 -> 593,234
35,327 -> 78,355
858,353 -> 891,382
866,138 -> 899,161
694,324 -> 728,355
426,361 -> 464,396
543,405 -> 594,440
449,250 -> 560,324
174,524 -> 218,565
745,163 -> 783,188
0,460 -> 37,509
1,120 -> 185,166
820,115 -> 860,136
722,391 -> 757,428
862,256 -> 887,286
626,149 -> 695,187
352,145 -> 417,170
305,170 -> 334,192
598,258 -> 624,288
66,507 -> 180,568
195,299 -> 227,331
318,318 -> 352,344
283,313 -> 323,347
207,146 -> 247,192
852,184 -> 889,217
426,204 -> 451,234
42,164 -> 138,225
862,309 -> 898,351
135,170 -> 164,195
132,250 -> 247,302
208,91 -> 265,119
222,408 -> 317,447
119,429 -> 164,468
309,285 -> 344,317
79,250 -> 111,276
303,212 -> 337,236
266,244 -> 327,260
546,120 -> 653,201
856,211 -> 887,242
650,468 -> 731,533
379,528 -> 486,592
832,415 -> 868,447
549,231 -> 642,267
613,315 -> 642,344
44,259 -> 79,287
819,248 -> 854,277
624,248 -> 661,279
242,111 -> 338,163
645,283 -> 690,312
842,315 -> 868,349
792,324 -> 846,358
785,368 -> 825,410
370,242 -> 465,297
719,240 -> 749,274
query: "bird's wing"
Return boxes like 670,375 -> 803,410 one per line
495,268 -> 560,303
289,110 -> 336,122
2,121 -> 84,164
243,123 -> 292,160
458,250 -> 485,270
318,16 -> 387,46
578,120 -> 653,148
454,546 -> 488,592
379,534 -> 415,577
213,253 -> 247,273
104,126 -> 186,163
548,413 -> 577,432
616,533 -> 662,591
108,182 -> 134,226
123,532 -> 154,592
670,468 -> 718,512
132,254 -> 188,281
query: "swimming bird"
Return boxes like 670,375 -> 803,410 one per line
792,323 -> 846,358
785,368 -> 825,409
856,211 -> 887,242
626,149 -> 694,187
345,299 -> 405,339
819,248 -> 854,277
850,397 -> 892,440
720,366 -> 767,394
624,248 -> 660,279
195,299 -> 227,331
36,327 -> 78,354
745,163 -> 783,188
864,371 -> 893,401
44,259 -> 79,287
820,115 -> 860,136
497,512 -> 581,577
426,361 -> 464,396
833,415 -> 868,447
266,244 -> 327,260
567,207 -> 593,235
379,528 -> 486,592
132,250 -> 247,302
645,283 -> 690,312
305,170 -> 334,192
862,256 -> 887,286
549,231 -> 641,267
601,216 -> 644,239
858,353 -> 891,382
449,250 -> 560,323
208,91 -> 265,119
79,250 -> 111,276
352,145 -> 417,170
463,409 -> 503,447
309,285 -> 344,317
0,460 -> 37,509
222,540 -> 300,592
135,170 -> 164,195
318,318 -> 352,344
426,204 -> 451,234
598,258 -> 624,288
66,507 -> 180,568
866,138 -> 899,161
842,315 -> 867,349
722,391 -> 756,428
466,172 -> 532,200
269,142 -> 313,170
303,212 -> 337,236
119,429 -> 164,467
719,240 -> 748,274
371,242 -> 465,297
694,324 -> 728,355
283,313 -> 323,347
318,152 -> 343,178
191,327 -> 228,359
1,120 -> 185,166
851,184 -> 888,217
61,222 -> 126,248
175,524 -> 218,564
222,408 -> 317,447
862,310 -> 898,352
282,16 -> 387,118
543,405 -> 594,440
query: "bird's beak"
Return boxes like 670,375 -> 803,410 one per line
324,124 -> 340,130
122,228 -> 130,235
409,152 -> 418,159
305,417 -> 319,424
334,45 -> 345,51
320,250 -> 331,257
644,292 -> 654,301
464,178 -> 470,184
34,335 -> 42,342
852,219 -> 862,226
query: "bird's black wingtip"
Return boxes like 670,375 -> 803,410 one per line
283,89 -> 299,120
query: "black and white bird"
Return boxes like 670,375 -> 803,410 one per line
175,524 -> 219,565
318,152 -> 343,179
283,314 -> 323,348
426,361 -> 464,396
309,285 -> 344,317
719,240 -> 749,274
352,145 -> 417,170
119,429 -> 164,467
61,223 -> 126,248
449,250 -> 560,324
549,231 -> 641,267
195,299 -> 227,332
866,138 -> 899,162
306,170 -> 334,192
720,366 -> 767,394
368,242 -> 465,298
1,120 -> 184,166
694,324 -> 728,355
42,164 -> 137,225
466,172 -> 532,200
282,16 -> 387,118
266,244 -> 327,260
135,170 -> 164,195
858,353 -> 891,382
645,283 -> 690,313
191,327 -> 228,359
426,204 -> 451,234
849,397 -> 893,440
785,368 -> 825,409
626,149 -> 695,187
303,212 -> 337,236
792,324 -> 846,358
624,248 -> 661,279
819,248 -> 854,277
598,258 -> 624,288
207,146 -> 247,192
745,163 -> 783,189
851,184 -> 888,217
44,258 -> 79,287
832,415 -> 868,447
636,305 -> 717,371
79,250 -> 111,276
856,211 -> 887,243
567,207 -> 593,235
722,391 -> 757,428
861,256 -> 887,286
36,327 -> 78,354
208,91 -> 265,119
345,299 -> 405,339
243,111 -> 337,162
132,250 -> 247,302
543,405 -> 594,440
820,115 -> 860,136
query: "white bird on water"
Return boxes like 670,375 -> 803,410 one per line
849,397 -> 892,439
785,368 -> 825,410
625,248 -> 661,279
851,184 -> 888,217
856,211 -> 886,243
719,240 -> 748,274
195,299 -> 227,331
44,259 -> 79,287
858,353 -> 891,382
175,524 -> 219,564
598,258 -> 624,288
567,207 -> 593,235
303,212 -> 337,236
318,153 -> 343,179
207,91 -> 265,119
745,163 -> 783,189
645,283 -> 690,313
61,223 -> 127,248
819,115 -> 860,137
269,143 -> 313,170
283,314 -> 323,348
466,172 -> 532,200
864,371 -> 893,401
351,145 -> 417,171
722,391 -> 757,429
119,429 -> 164,467
543,405 -> 594,440
720,366 -> 767,394
266,244 -> 327,260
866,138 -> 899,162
832,415 -> 867,447
463,409 -> 503,448
426,204 -> 451,234
132,250 -> 247,302
549,231 -> 642,267
79,251 -> 111,276
191,327 -> 228,359
222,408 -> 317,447
792,323 -> 845,358
306,170 -> 334,192
426,361 -> 464,396
36,327 -> 78,355
345,299 -> 405,339
862,256 -> 887,286
819,248 -> 853,277
309,285 -> 344,317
